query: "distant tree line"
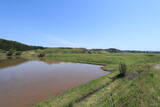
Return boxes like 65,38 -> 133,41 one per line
90,48 -> 160,54
1,38 -> 160,54
121,50 -> 160,53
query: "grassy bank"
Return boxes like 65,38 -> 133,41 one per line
34,53 -> 160,107
45,53 -> 160,65
35,71 -> 119,107
45,53 -> 160,72
74,68 -> 160,107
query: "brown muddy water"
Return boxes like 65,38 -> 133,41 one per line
0,58 -> 109,107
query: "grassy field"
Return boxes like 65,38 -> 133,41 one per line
32,52 -> 160,107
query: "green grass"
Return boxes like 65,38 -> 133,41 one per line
45,53 -> 160,72
22,49 -> 160,66
46,53 -> 160,65
34,53 -> 160,107
74,66 -> 160,107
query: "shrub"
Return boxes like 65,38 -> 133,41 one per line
38,53 -> 45,58
15,51 -> 22,56
6,51 -> 14,56
118,63 -> 127,77
88,51 -> 92,54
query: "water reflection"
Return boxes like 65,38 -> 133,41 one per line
0,58 -> 109,107
0,58 -> 62,69
0,58 -> 28,69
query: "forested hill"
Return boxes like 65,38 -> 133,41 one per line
0,38 -> 159,53
0,38 -> 44,51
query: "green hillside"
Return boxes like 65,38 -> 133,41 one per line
0,38 -> 44,51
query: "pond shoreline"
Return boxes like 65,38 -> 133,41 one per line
0,57 -> 111,107
32,57 -> 118,107
35,70 -> 118,107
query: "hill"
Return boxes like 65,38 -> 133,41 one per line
0,38 -> 44,51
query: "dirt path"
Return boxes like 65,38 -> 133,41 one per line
68,79 -> 115,107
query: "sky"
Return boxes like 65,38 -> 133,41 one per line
0,0 -> 160,51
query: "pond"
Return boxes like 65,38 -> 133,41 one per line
0,58 -> 109,107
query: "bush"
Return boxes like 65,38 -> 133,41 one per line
38,53 -> 45,58
15,51 -> 22,56
6,51 -> 14,56
88,51 -> 92,54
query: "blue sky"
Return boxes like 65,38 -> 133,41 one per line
0,0 -> 160,50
